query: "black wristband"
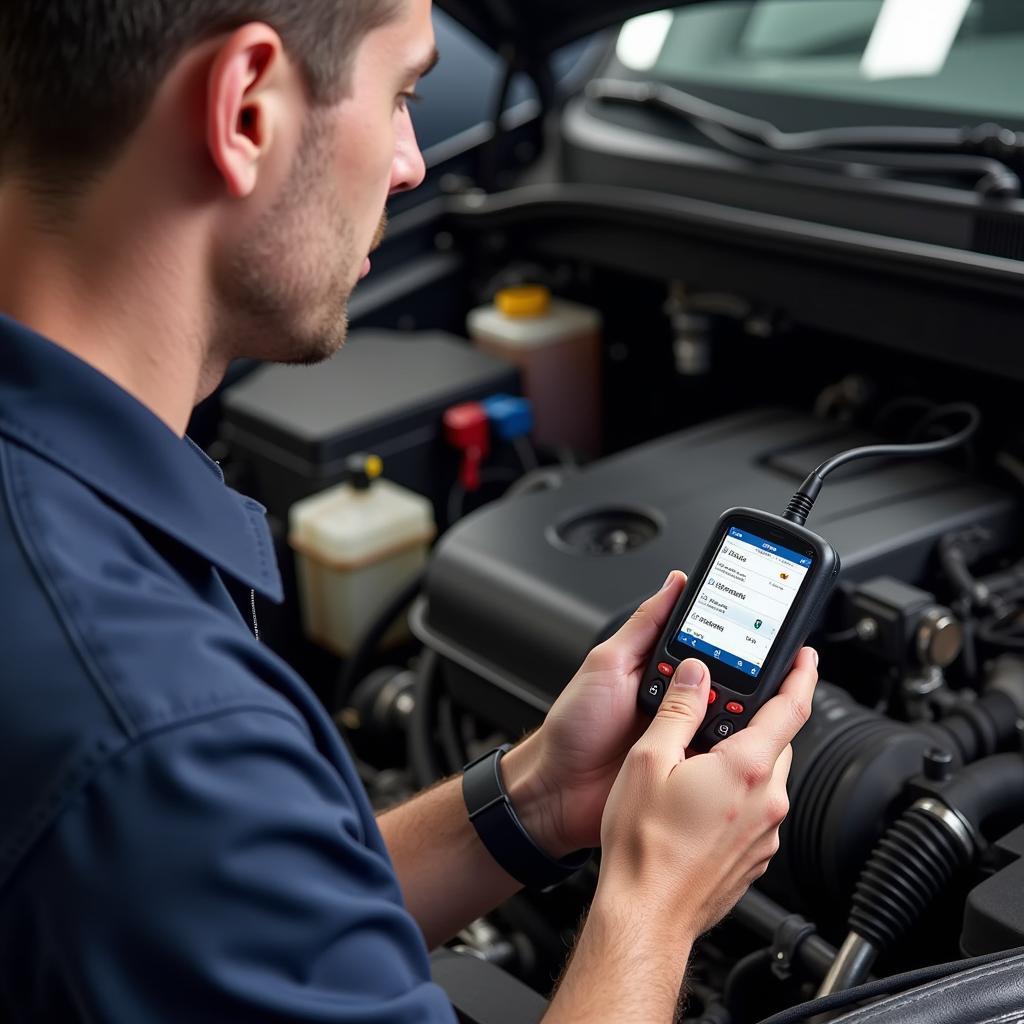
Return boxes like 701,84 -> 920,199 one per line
462,744 -> 592,890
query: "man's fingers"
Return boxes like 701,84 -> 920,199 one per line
599,571 -> 687,666
643,659 -> 711,763
740,648 -> 818,761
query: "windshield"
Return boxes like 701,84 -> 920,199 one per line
612,0 -> 1024,125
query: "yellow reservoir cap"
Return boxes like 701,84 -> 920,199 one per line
495,285 -> 551,318
365,455 -> 384,480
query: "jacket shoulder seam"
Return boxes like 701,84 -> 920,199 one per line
0,439 -> 137,738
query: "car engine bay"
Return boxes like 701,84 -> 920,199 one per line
204,7 -> 1024,1014
211,234 -> 1024,1019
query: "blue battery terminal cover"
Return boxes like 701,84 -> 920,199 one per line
482,394 -> 533,441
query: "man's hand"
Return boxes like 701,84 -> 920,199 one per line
545,650 -> 817,1023
381,572 -> 692,947
502,571 -> 691,858
599,648 -> 816,936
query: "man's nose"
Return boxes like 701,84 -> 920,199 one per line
390,112 -> 427,196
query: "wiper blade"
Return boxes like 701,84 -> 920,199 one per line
588,79 -> 1022,199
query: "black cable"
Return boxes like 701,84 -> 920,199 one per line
939,529 -> 1024,657
686,1004 -> 732,1024
939,527 -> 993,607
783,404 -> 981,526
912,405 -> 978,473
733,890 -> 837,982
333,573 -> 424,714
980,564 -> 1024,606
447,468 -> 520,527
513,436 -> 540,473
437,693 -> 469,775
978,611 -> 1024,652
723,949 -> 772,1020
408,648 -> 445,788
956,596 -> 980,682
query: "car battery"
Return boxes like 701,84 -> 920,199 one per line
220,330 -> 521,523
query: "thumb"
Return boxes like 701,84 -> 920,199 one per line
645,659 -> 711,758
603,570 -> 688,665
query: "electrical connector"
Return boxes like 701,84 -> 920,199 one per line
481,394 -> 534,442
444,402 -> 490,492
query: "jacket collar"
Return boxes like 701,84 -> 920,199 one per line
0,315 -> 283,602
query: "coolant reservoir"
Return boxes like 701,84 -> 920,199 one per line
288,456 -> 436,657
467,285 -> 602,456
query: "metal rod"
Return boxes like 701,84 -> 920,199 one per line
817,932 -> 879,998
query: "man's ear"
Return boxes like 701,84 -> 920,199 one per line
206,24 -> 290,199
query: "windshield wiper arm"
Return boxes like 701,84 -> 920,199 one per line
588,79 -> 1022,199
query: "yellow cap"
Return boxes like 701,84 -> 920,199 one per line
495,285 -> 551,318
365,454 -> 384,480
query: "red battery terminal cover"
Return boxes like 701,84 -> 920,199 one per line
444,402 -> 491,491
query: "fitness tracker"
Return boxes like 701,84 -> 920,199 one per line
462,744 -> 592,890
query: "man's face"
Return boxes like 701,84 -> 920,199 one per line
215,0 -> 434,364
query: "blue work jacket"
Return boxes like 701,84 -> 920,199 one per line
0,316 -> 455,1022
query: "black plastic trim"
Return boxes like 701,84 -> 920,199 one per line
444,183 -> 1024,379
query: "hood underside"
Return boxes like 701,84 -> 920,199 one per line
435,1 -> 703,60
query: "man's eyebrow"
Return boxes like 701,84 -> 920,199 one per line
406,46 -> 440,82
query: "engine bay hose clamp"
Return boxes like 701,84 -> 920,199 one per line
913,797 -> 975,859
770,913 -> 818,981
462,744 -> 593,890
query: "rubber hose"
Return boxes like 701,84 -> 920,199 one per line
688,1005 -> 732,1024
935,752 -> 1024,833
437,694 -> 467,775
841,753 -> 1024,980
408,648 -> 444,788
723,948 -> 772,1021
929,690 -> 1015,762
848,804 -> 968,952
733,890 -> 837,981
333,573 -> 423,713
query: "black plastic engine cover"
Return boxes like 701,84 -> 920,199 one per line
962,826 -> 1024,957
414,408 -> 1017,711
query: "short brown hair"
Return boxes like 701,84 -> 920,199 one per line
0,0 -> 403,193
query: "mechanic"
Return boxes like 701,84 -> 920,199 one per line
0,1 -> 817,1020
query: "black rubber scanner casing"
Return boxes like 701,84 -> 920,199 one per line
638,507 -> 839,751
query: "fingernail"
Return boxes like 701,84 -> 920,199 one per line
661,571 -> 676,591
810,648 -> 819,668
674,659 -> 705,688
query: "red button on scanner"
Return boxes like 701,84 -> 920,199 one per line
725,701 -> 744,715
657,662 -> 674,677
708,689 -> 718,705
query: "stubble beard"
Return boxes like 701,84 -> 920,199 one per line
213,115 -> 384,368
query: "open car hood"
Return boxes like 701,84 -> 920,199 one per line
435,0 -> 704,60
